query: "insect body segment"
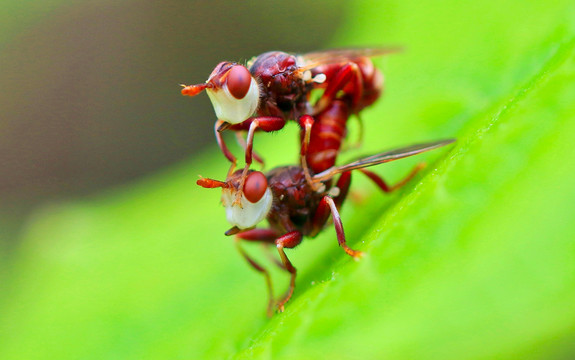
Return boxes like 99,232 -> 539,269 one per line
248,51 -> 310,118
304,99 -> 351,174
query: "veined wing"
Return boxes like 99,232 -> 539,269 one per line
312,139 -> 455,182
298,47 -> 402,70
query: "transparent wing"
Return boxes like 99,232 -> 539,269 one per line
312,139 -> 456,183
298,47 -> 402,70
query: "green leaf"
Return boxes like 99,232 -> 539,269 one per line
2,1 -> 575,359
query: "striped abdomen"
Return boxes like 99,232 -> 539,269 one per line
305,99 -> 351,174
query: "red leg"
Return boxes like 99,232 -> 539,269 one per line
235,132 -> 265,167
232,116 -> 286,205
226,116 -> 286,132
235,228 -> 281,317
234,120 -> 260,205
236,228 -> 280,243
316,196 -> 363,259
241,116 -> 286,164
315,63 -> 363,114
214,120 -> 237,176
275,231 -> 303,312
359,162 -> 425,193
298,115 -> 320,190
310,171 -> 352,237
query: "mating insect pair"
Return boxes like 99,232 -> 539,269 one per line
182,48 -> 396,201
182,48 -> 454,315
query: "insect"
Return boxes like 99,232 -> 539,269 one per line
197,139 -> 455,315
182,48 -> 399,201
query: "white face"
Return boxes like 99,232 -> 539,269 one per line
206,78 -> 260,125
221,187 -> 272,229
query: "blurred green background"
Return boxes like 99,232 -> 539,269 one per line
1,0 -> 575,359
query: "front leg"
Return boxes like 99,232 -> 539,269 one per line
235,132 -> 265,168
230,116 -> 286,205
214,120 -> 238,177
215,117 -> 286,179
298,115 -> 322,191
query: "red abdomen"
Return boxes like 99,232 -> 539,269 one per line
305,100 -> 350,173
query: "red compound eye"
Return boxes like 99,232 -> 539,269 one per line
244,171 -> 268,203
227,65 -> 252,99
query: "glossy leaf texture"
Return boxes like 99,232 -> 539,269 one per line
1,1 -> 575,359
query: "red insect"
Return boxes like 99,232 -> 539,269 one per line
182,48 -> 398,200
197,139 -> 455,315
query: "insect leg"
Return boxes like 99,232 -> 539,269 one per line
359,162 -> 426,193
234,131 -> 265,167
242,116 -> 286,164
236,228 -> 281,317
322,195 -> 363,259
214,120 -> 237,176
298,115 -> 321,190
308,172 -> 351,239
275,231 -> 303,312
233,116 -> 286,205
